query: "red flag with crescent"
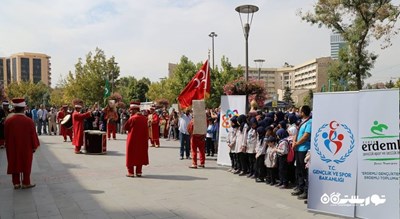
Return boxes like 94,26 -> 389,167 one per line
177,60 -> 210,109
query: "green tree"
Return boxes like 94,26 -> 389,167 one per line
300,0 -> 400,90
385,79 -> 395,88
5,81 -> 50,107
0,86 -> 6,102
327,47 -> 365,91
49,86 -> 65,107
63,48 -> 119,106
116,76 -> 151,103
147,78 -> 174,103
283,86 -> 294,106
207,56 -> 243,108
303,89 -> 314,107
168,56 -> 198,104
147,82 -> 163,102
395,78 -> 400,88
135,78 -> 150,102
147,56 -> 243,108
116,76 -> 137,103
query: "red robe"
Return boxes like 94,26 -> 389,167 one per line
187,119 -> 206,166
149,112 -> 160,145
164,117 -> 169,138
57,110 -> 73,140
72,111 -> 91,147
5,113 -> 40,174
124,113 -> 149,166
105,110 -> 118,139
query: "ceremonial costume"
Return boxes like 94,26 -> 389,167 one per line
5,98 -> 39,189
125,102 -> 149,177
148,108 -> 160,147
162,111 -> 169,138
187,119 -> 206,168
105,108 -> 118,140
71,100 -> 91,154
57,106 -> 73,142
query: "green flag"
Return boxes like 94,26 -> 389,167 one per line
321,84 -> 325,92
104,79 -> 110,98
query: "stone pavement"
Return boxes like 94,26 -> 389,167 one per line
0,134 -> 342,219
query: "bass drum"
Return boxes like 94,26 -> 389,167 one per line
61,114 -> 73,129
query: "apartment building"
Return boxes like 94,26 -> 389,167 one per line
0,52 -> 51,87
248,57 -> 332,106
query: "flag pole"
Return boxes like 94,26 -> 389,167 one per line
205,59 -> 209,99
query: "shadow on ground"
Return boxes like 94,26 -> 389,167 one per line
141,174 -> 208,181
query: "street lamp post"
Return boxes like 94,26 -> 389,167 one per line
208,32 -> 217,70
235,4 -> 259,82
254,59 -> 265,81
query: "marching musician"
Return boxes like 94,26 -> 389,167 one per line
71,99 -> 91,154
57,105 -> 73,142
148,106 -> 160,147
187,111 -> 206,169
5,98 -> 39,189
104,100 -> 118,140
124,101 -> 149,177
91,103 -> 101,130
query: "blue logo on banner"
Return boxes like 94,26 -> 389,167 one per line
314,121 -> 355,164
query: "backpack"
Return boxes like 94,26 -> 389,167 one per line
285,138 -> 295,163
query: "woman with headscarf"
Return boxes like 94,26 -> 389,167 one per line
227,116 -> 239,172
246,118 -> 258,178
254,126 -> 267,182
234,114 -> 249,176
274,111 -> 285,128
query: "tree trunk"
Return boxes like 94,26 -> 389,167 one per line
356,71 -> 362,90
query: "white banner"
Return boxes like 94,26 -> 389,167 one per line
192,100 -> 206,135
356,89 -> 400,219
217,95 -> 246,166
308,92 -> 359,217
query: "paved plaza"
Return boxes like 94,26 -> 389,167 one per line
0,134 -> 342,219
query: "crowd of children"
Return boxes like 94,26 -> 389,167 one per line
226,107 -> 311,203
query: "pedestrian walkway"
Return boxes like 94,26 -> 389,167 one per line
0,134 -> 339,219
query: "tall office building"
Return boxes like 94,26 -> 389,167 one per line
168,63 -> 177,78
330,32 -> 346,60
0,52 -> 51,87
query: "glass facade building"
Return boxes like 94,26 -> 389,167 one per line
330,32 -> 346,60
0,52 -> 51,87
33,58 -> 42,83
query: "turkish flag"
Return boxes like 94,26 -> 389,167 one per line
177,60 -> 210,109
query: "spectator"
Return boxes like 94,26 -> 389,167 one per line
178,109 -> 191,160
291,105 -> 312,200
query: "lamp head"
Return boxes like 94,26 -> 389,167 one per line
235,5 -> 259,39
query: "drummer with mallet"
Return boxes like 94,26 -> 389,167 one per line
58,104 -> 73,142
71,99 -> 91,154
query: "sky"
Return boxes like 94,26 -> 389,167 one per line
1,0 -> 399,87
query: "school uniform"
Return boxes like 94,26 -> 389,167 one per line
276,139 -> 289,187
265,145 -> 278,185
246,127 -> 257,177
227,127 -> 238,171
254,137 -> 267,181
235,124 -> 249,175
